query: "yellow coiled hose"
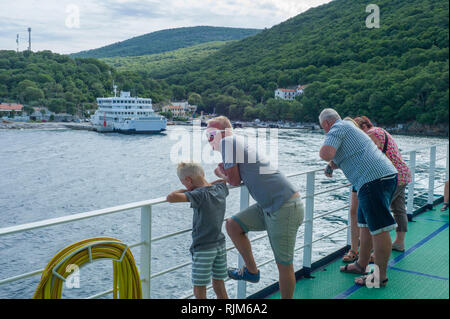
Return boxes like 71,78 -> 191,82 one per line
33,237 -> 142,299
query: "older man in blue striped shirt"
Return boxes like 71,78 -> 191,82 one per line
319,108 -> 398,288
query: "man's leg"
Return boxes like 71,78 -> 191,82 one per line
350,192 -> 360,251
371,231 -> 391,281
225,218 -> 258,274
342,226 -> 372,272
358,226 -> 373,268
277,263 -> 295,299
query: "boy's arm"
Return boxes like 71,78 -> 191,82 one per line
166,189 -> 189,203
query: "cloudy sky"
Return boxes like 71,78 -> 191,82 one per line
0,0 -> 332,54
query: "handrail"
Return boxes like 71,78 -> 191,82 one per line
0,142 -> 448,299
0,197 -> 167,237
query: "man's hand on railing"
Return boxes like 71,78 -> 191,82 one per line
214,163 -> 227,179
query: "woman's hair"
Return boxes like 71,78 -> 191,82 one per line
177,162 -> 204,180
354,116 -> 374,129
343,116 -> 360,128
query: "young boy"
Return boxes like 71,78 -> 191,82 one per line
166,162 -> 229,299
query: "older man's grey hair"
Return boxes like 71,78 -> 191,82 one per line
319,108 -> 342,124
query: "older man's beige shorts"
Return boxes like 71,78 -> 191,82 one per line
231,197 -> 304,265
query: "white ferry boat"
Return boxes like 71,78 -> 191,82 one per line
90,87 -> 166,133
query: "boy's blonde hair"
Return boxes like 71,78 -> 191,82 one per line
207,116 -> 232,130
177,162 -> 205,180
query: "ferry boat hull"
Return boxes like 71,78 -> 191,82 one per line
90,90 -> 167,134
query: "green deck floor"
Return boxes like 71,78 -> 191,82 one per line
267,203 -> 449,299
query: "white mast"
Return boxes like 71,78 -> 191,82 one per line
113,82 -> 117,97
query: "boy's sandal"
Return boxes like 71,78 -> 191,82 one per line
342,249 -> 359,263
441,203 -> 449,212
340,262 -> 367,275
355,273 -> 388,287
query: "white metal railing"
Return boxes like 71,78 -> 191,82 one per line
0,143 -> 448,299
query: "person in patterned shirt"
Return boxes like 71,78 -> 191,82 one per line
354,116 -> 411,252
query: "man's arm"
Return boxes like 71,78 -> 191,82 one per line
166,189 -> 188,203
215,163 -> 242,186
223,165 -> 242,186
320,145 -> 337,162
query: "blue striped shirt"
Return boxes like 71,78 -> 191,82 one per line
323,120 -> 397,191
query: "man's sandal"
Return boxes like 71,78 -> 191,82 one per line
441,203 -> 449,212
355,273 -> 388,287
342,249 -> 359,263
340,262 -> 367,275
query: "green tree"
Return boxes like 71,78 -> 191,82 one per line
21,86 -> 44,103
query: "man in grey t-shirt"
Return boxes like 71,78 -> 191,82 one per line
206,116 -> 304,299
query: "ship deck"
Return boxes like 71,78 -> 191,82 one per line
261,202 -> 449,299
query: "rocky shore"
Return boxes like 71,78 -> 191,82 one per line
0,120 -> 96,131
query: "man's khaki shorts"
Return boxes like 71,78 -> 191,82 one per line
231,197 -> 304,265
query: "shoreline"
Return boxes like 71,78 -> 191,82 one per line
1,120 -> 448,138
0,121 -> 96,131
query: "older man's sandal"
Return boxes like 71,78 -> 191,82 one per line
355,273 -> 388,287
340,262 -> 367,275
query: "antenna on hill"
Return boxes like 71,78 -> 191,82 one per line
113,81 -> 118,97
16,34 -> 19,52
27,27 -> 31,51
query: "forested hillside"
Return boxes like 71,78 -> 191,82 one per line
101,41 -> 232,76
154,0 -> 449,125
0,50 -> 176,114
71,26 -> 261,58
0,0 -> 448,127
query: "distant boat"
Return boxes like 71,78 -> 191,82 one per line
90,88 -> 166,134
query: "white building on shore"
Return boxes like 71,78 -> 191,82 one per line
275,85 -> 306,100
161,101 -> 197,117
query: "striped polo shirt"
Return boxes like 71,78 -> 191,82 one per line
323,120 -> 397,191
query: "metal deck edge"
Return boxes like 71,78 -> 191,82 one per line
247,196 -> 446,299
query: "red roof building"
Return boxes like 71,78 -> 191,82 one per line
0,103 -> 24,112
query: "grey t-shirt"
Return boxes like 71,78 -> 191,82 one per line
185,182 -> 229,254
221,135 -> 297,214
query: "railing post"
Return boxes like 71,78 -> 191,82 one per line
302,171 -> 315,277
346,186 -> 352,247
446,145 -> 449,184
428,146 -> 436,206
407,151 -> 416,221
140,205 -> 152,299
236,186 -> 249,299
